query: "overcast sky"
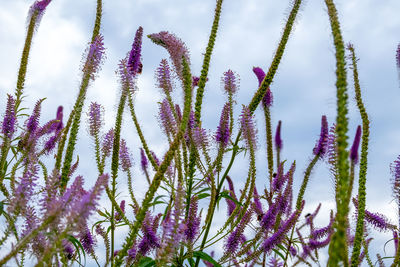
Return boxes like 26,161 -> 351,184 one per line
1,0 -> 400,265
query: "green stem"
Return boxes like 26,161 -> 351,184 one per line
283,155 -> 319,266
59,0 -> 103,190
110,89 -> 128,266
324,0 -> 350,266
263,106 -> 274,190
127,94 -> 158,170
348,44 -> 370,267
193,0 -> 224,125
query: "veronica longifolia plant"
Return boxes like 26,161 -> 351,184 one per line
1,0 -> 400,266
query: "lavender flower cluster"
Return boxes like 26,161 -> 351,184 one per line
1,0 -> 400,266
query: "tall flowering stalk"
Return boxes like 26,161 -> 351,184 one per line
347,43 -> 371,266
109,26 -> 143,266
324,0 -> 351,265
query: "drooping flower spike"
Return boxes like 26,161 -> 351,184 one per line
253,67 -> 273,108
148,31 -> 190,79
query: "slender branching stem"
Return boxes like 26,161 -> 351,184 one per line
348,44 -> 370,266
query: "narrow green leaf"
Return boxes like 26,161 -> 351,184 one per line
192,251 -> 222,267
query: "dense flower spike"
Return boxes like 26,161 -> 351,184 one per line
353,198 -> 395,232
392,155 -> 400,231
275,120 -> 283,150
32,0 -> 51,11
215,103 -> 231,146
240,106 -> 257,150
184,196 -> 201,242
222,69 -> 239,94
80,228 -> 95,253
88,102 -> 104,137
159,99 -> 177,137
192,126 -> 209,149
118,27 -> 143,93
262,88 -> 273,108
262,201 -> 304,252
350,125 -> 361,163
102,129 -> 114,158
156,59 -> 173,94
127,27 -> 144,75
224,207 -> 253,255
252,67 -> 266,86
2,95 -> 16,139
26,99 -> 43,134
148,31 -> 190,78
82,34 -> 105,80
253,67 -> 273,107
397,43 -> 400,70
140,148 -> 149,173
119,139 -> 133,171
313,115 -> 329,157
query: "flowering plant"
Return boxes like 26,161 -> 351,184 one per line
1,0 -> 400,266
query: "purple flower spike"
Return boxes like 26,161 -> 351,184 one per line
148,31 -> 190,78
159,99 -> 177,136
275,121 -> 282,151
225,208 -> 253,255
79,228 -> 95,253
26,99 -> 43,134
83,34 -> 105,80
102,129 -> 114,158
128,27 -> 144,75
215,103 -> 231,147
2,95 -> 16,139
240,106 -> 257,150
397,43 -> 400,70
226,176 -> 238,216
115,200 -> 126,221
119,139 -> 133,171
394,231 -> 399,252
193,126 -> 209,149
55,106 -> 64,131
140,148 -> 149,173
391,155 -> 400,203
267,258 -> 283,267
184,196 -> 201,242
253,187 -> 263,217
128,243 -> 137,260
350,125 -> 362,163
222,69 -> 239,95
156,59 -> 173,94
262,201 -> 304,253
262,88 -> 273,108
192,76 -> 200,87
32,0 -> 51,11
313,115 -> 329,157
252,67 -> 266,86
88,102 -> 104,137
63,240 -> 74,260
